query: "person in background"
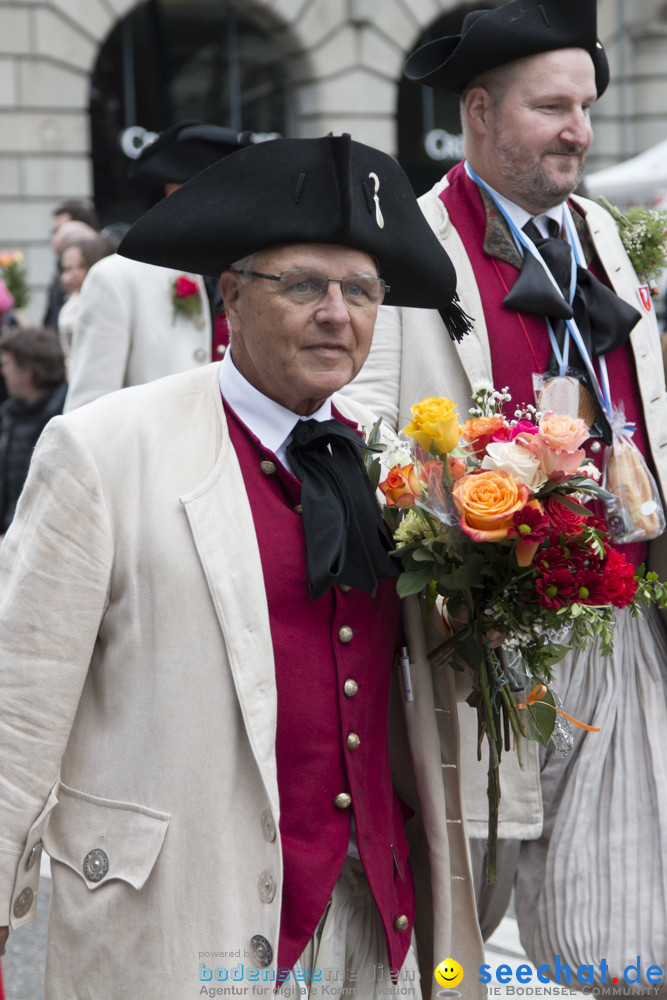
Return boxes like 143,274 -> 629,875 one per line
0,326 -> 66,538
57,236 -> 116,372
43,200 -> 100,330
64,122 -> 254,412
342,0 -> 667,986
0,134 -> 483,1000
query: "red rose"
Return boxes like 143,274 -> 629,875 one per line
545,496 -> 587,535
174,276 -> 199,299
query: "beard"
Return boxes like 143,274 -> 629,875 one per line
492,134 -> 588,212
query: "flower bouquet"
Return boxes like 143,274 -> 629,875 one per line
170,274 -> 202,323
0,250 -> 30,310
374,386 -> 667,880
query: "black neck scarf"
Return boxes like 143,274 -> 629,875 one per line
286,418 -> 399,600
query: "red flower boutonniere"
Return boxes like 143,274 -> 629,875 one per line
171,275 -> 202,324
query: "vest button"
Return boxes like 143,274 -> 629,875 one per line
261,808 -> 276,842
257,869 -> 276,903
337,625 -> 354,644
260,460 -> 277,475
216,344 -> 226,356
590,440 -> 602,453
393,914 -> 409,931
346,732 -> 361,751
193,346 -> 207,360
250,934 -> 273,968
12,886 -> 34,919
343,679 -> 359,698
334,792 -> 352,810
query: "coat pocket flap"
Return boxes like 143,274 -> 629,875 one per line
43,782 -> 170,891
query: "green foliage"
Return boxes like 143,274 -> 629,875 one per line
599,196 -> 667,284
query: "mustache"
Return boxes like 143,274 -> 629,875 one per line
547,143 -> 588,157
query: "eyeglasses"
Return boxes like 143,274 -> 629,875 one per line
234,268 -> 389,307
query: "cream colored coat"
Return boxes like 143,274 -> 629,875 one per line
0,365 -> 484,1000
64,253 -> 212,411
344,181 -> 667,839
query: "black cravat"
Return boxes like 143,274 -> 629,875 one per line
522,218 -> 573,302
286,418 -> 398,600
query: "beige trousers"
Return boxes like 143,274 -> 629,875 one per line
287,857 -> 422,1000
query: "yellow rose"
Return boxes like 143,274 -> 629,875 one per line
403,397 -> 461,455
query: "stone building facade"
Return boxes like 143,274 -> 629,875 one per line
0,0 -> 666,318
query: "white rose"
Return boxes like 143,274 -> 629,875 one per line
481,441 -> 547,490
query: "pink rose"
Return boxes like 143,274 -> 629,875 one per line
537,413 -> 589,452
517,432 -> 586,482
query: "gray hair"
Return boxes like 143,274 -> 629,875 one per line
229,251 -> 263,282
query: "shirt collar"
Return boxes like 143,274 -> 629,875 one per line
218,349 -> 332,466
484,181 -> 564,239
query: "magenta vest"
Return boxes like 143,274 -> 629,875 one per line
224,401 -> 416,974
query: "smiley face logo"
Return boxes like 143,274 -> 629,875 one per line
435,959 -> 464,990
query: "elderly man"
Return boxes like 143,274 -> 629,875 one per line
64,122 -> 251,412
343,0 -> 667,988
0,135 -> 483,1000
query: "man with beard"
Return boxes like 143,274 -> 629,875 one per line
343,0 -> 667,988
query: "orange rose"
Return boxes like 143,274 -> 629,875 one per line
379,463 -> 421,508
452,469 -> 531,542
460,416 -> 507,458
449,456 -> 467,481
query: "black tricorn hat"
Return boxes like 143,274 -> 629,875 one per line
404,0 -> 609,97
128,121 -> 251,185
118,134 -> 470,339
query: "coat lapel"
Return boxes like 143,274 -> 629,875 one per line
180,387 -> 280,815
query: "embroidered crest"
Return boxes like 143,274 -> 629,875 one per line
637,284 -> 653,313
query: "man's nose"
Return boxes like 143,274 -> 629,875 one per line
561,109 -> 592,148
315,282 -> 351,323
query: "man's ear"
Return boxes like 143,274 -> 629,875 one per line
219,271 -> 241,333
465,86 -> 493,135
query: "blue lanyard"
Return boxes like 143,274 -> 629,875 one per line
464,160 -> 613,421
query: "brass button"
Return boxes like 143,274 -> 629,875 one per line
260,460 -> 277,475
193,345 -> 207,360
590,440 -> 602,453
394,914 -> 409,931
13,887 -> 34,919
83,848 -> 109,883
258,869 -> 276,903
261,808 -> 276,842
292,504 -> 303,515
334,792 -> 352,810
250,934 -> 273,968
26,840 -> 43,871
344,679 -> 358,698
346,733 -> 361,751
337,625 -> 354,644
339,584 -> 351,593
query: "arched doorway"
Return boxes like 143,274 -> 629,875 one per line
397,2 -> 501,195
90,0 -> 288,226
